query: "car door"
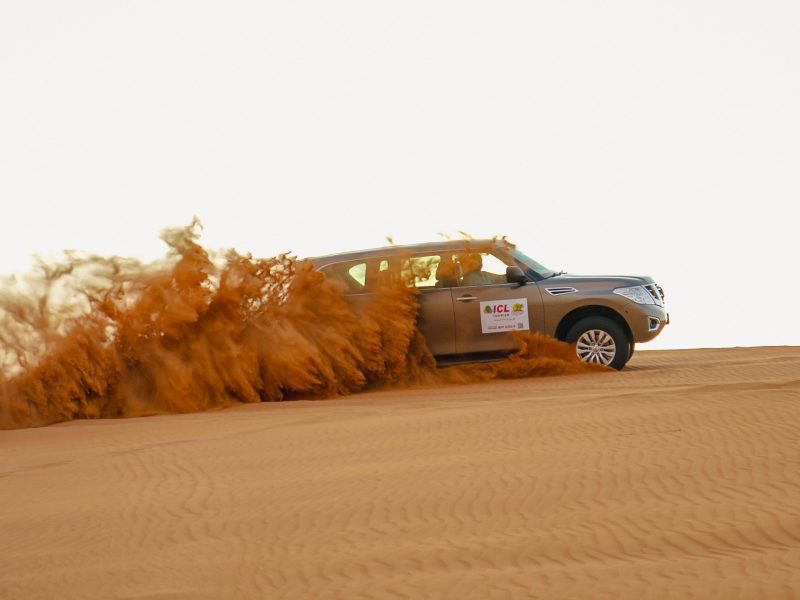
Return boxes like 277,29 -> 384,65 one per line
417,287 -> 457,356
452,253 -> 545,355
323,255 -> 457,357
386,253 -> 457,357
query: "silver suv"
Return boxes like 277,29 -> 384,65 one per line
311,239 -> 668,370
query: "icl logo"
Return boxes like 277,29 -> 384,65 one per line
484,304 -> 510,314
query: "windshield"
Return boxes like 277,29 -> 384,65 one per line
510,249 -> 555,281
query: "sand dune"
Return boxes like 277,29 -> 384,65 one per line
2,346 -> 800,599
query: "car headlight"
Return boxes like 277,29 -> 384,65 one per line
613,285 -> 656,305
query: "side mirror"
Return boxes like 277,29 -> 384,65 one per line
506,266 -> 527,286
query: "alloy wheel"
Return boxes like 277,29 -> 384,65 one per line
576,329 -> 617,365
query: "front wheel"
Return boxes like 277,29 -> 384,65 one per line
565,316 -> 631,370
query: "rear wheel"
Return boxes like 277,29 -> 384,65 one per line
566,316 -> 631,370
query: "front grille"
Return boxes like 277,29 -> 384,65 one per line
644,284 -> 665,306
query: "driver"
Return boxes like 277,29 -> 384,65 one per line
459,253 -> 506,286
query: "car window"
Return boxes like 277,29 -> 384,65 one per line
456,252 -> 512,287
402,255 -> 441,288
319,261 -> 368,294
479,253 -> 510,277
348,263 -> 366,287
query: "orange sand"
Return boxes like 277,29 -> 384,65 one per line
2,346 -> 799,599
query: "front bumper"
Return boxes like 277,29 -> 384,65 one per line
629,304 -> 669,342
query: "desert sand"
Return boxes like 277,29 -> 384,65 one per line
1,346 -> 799,599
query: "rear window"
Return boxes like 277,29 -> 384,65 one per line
348,263 -> 366,287
319,261 -> 368,294
402,255 -> 441,288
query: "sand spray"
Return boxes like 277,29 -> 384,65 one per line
0,221 -> 603,429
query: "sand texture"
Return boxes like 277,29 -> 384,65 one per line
2,346 -> 800,599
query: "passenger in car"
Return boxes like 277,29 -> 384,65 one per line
459,253 -> 506,286
435,256 -> 459,288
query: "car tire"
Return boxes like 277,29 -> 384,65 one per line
565,316 -> 631,370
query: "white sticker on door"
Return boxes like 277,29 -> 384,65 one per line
479,298 -> 530,334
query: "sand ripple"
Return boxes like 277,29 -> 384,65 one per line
1,346 -> 800,598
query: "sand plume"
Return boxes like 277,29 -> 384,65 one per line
0,222 -> 601,429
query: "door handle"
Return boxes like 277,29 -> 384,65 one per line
457,295 -> 478,302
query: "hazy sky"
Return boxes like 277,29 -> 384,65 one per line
1,1 -> 798,350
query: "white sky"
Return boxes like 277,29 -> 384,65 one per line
1,1 -> 798,350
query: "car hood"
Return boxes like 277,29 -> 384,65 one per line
542,274 -> 656,287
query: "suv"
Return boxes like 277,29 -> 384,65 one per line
311,239 -> 668,370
